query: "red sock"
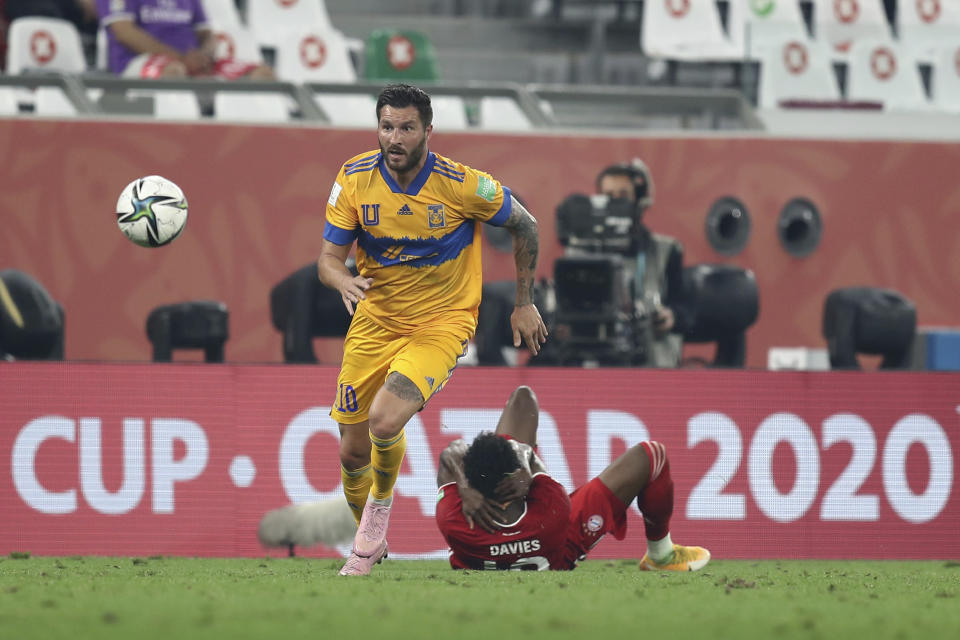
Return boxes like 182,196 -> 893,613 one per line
638,441 -> 673,541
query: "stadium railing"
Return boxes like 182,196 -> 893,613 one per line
0,73 -> 765,131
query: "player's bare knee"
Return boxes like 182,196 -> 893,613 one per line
339,441 -> 370,470
507,385 -> 538,412
367,411 -> 403,440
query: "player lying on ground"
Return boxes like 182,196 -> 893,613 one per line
435,386 -> 710,571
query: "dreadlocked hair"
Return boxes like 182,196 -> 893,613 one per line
463,432 -> 521,499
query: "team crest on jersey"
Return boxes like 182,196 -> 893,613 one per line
428,203 -> 445,228
586,514 -> 604,533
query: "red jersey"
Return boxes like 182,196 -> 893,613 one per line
435,474 -> 572,571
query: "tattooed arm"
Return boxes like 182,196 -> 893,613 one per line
502,195 -> 548,355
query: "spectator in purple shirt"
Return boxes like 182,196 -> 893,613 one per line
96,0 -> 272,79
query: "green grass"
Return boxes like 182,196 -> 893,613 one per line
1,556 -> 959,640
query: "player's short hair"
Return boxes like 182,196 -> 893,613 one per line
376,83 -> 433,128
463,432 -> 521,499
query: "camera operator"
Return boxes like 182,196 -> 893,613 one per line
541,159 -> 689,368
596,160 -> 689,367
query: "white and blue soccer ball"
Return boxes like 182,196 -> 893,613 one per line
115,175 -> 188,248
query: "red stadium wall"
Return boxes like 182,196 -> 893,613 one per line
1,119 -> 959,367
1,364 -> 957,560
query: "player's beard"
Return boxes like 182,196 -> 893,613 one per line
382,133 -> 428,174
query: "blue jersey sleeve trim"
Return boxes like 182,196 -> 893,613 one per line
323,221 -> 358,245
487,186 -> 512,226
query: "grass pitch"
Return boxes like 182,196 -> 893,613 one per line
1,556 -> 958,640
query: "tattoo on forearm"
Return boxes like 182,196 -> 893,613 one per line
385,372 -> 425,404
504,196 -> 539,305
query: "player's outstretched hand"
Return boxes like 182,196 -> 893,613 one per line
459,485 -> 501,533
495,467 -> 532,502
338,275 -> 374,316
510,303 -> 548,356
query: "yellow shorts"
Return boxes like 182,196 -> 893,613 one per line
330,308 -> 474,425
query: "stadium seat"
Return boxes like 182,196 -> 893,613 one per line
6,16 -> 86,74
312,92 -> 377,127
758,39 -> 842,108
430,95 -> 469,130
246,0 -> 333,50
34,87 -> 78,116
0,269 -> 64,361
270,262 -> 353,363
846,39 -> 931,111
214,92 -> 292,122
124,90 -> 202,120
728,0 -> 811,59
95,28 -> 107,72
478,96 -> 534,131
363,29 -> 439,82
274,26 -> 356,83
822,287 -> 916,369
203,0 -> 265,65
681,264 -> 759,368
811,0 -> 892,59
897,0 -> 960,63
202,0 -> 245,29
640,0 -> 742,61
931,45 -> 960,113
146,301 -> 229,363
0,88 -> 19,115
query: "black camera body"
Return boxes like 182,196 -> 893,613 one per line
556,193 -> 641,257
542,193 -> 653,366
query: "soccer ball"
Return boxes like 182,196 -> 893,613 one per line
115,175 -> 188,247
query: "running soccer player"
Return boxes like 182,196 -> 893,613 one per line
318,84 -> 548,576
435,386 -> 710,571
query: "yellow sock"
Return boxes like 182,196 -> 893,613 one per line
341,463 -> 373,525
370,430 -> 406,501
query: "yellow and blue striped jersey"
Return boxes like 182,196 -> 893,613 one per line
324,150 -> 512,333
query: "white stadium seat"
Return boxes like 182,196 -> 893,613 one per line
641,0 -> 742,61
812,0 -> 892,60
34,88 -> 78,116
6,17 -> 87,74
728,0 -> 811,59
430,95 -> 469,130
312,93 -> 377,127
247,0 -> 333,50
846,39 -> 931,111
758,39 -> 841,108
0,88 -> 20,115
274,27 -> 356,83
203,0 -> 266,64
897,0 -> 960,63
478,96 -> 534,131
202,0 -> 245,29
149,91 -> 203,120
931,45 -> 960,113
214,92 -> 292,122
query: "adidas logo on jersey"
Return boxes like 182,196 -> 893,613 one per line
397,204 -> 413,215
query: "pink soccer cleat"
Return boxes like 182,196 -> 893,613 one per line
352,499 -> 391,558
338,540 -> 388,576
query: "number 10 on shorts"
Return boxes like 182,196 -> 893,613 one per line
337,383 -> 359,413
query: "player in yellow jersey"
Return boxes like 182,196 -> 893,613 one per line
317,84 -> 548,576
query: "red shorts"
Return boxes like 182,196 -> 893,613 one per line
136,54 -> 259,80
559,477 -> 629,569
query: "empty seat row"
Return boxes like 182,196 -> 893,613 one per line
759,37 -> 960,112
643,0 -> 960,63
